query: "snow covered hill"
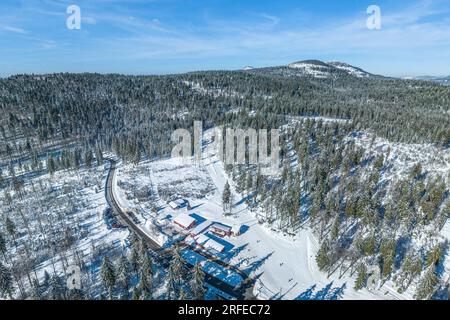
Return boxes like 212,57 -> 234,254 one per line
287,60 -> 333,79
327,61 -> 373,78
245,59 -> 379,80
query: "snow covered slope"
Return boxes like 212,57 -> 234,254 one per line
287,60 -> 333,79
327,61 -> 372,78
113,129 -> 421,300
246,60 -> 378,80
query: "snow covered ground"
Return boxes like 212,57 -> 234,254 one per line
352,132 -> 450,185
111,128 -> 450,300
286,61 -> 372,79
0,161 -> 129,297
287,62 -> 330,79
182,81 -> 244,99
352,131 -> 450,293
327,62 -> 371,78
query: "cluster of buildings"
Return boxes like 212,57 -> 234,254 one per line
172,210 -> 241,254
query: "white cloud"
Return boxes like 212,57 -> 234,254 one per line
259,13 -> 280,27
99,1 -> 450,61
41,40 -> 57,49
2,26 -> 27,34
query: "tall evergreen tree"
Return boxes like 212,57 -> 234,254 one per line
354,264 -> 368,291
130,246 -> 140,275
67,288 -> 85,300
5,218 -> 16,239
0,262 -> 13,299
316,240 -> 331,271
101,256 -> 116,300
166,246 -> 185,299
47,155 -> 56,175
138,253 -> 153,299
30,278 -> 42,300
190,263 -> 206,300
84,149 -> 93,168
95,146 -> 104,166
132,286 -> 141,300
42,270 -> 51,289
49,273 -> 66,300
0,232 -> 7,260
222,180 -> 231,214
117,255 -> 131,299
414,266 -> 440,300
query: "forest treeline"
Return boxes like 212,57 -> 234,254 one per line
0,69 -> 448,166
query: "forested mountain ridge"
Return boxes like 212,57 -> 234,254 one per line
414,75 -> 450,86
0,62 -> 448,167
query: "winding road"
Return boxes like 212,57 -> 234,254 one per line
104,158 -> 256,300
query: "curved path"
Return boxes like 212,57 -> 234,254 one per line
104,158 -> 255,299
105,159 -> 160,250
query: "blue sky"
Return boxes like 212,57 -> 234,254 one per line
1,0 -> 450,77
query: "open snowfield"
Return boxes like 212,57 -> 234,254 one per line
352,132 -> 450,293
287,62 -> 330,79
111,128 -> 450,300
352,132 -> 450,185
0,161 -> 129,297
182,81 -> 245,100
